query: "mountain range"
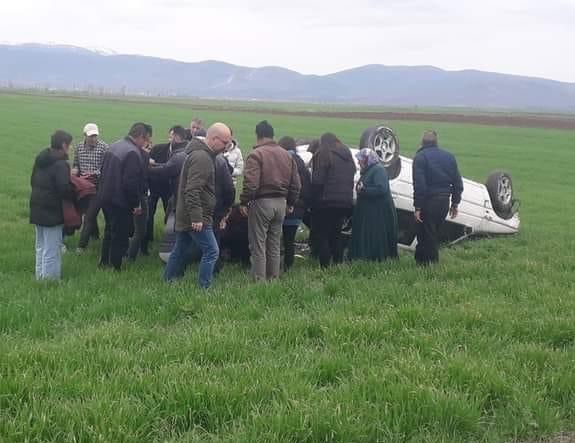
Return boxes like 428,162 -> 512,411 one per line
1,43 -> 575,111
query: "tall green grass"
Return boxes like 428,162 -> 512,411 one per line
1,93 -> 574,442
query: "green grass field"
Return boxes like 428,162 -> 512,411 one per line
1,93 -> 574,443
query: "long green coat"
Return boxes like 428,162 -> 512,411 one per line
349,163 -> 399,261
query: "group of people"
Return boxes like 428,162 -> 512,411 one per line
30,117 -> 463,287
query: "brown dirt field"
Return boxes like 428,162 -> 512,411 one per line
22,92 -> 575,130
188,105 -> 575,130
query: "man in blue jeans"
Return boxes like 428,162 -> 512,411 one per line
164,122 -> 233,288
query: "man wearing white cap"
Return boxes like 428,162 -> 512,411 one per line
72,123 -> 108,252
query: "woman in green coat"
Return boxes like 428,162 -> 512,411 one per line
349,148 -> 399,261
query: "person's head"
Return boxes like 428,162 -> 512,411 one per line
190,118 -> 204,136
83,123 -> 99,147
307,139 -> 320,154
128,122 -> 153,148
169,125 -> 187,144
255,120 -> 274,142
205,122 -> 232,154
51,130 -> 73,154
421,129 -> 438,148
356,148 -> 381,171
319,132 -> 341,152
278,136 -> 296,152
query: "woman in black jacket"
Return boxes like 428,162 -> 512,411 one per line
30,130 -> 74,280
311,132 -> 356,268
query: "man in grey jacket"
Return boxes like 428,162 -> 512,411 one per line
164,122 -> 232,288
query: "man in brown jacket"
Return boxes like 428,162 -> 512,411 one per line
240,120 -> 301,281
164,122 -> 232,288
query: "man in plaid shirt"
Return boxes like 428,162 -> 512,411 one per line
72,123 -> 108,252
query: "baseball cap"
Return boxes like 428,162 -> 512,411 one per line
83,123 -> 99,136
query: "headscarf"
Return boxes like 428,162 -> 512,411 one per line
356,148 -> 381,170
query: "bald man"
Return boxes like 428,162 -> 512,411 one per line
164,122 -> 233,288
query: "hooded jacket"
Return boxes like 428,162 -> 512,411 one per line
311,144 -> 356,209
29,148 -> 74,226
175,138 -> 217,230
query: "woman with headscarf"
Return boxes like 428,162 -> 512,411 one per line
349,148 -> 398,262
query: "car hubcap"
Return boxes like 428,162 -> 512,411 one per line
372,132 -> 397,165
497,176 -> 512,205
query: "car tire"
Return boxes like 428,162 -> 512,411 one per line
359,126 -> 401,179
486,171 -> 516,220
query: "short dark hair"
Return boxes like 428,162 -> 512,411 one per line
170,125 -> 187,140
278,136 -> 296,151
129,122 -> 153,139
51,130 -> 73,150
255,120 -> 274,139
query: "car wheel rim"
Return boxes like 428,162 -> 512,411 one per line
372,133 -> 397,165
497,176 -> 513,205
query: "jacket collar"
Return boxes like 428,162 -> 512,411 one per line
253,139 -> 276,149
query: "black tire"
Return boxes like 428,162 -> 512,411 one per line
359,126 -> 401,180
486,171 -> 515,220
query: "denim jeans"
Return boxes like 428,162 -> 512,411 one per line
164,225 -> 219,288
35,225 -> 63,280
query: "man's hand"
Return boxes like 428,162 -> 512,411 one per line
219,218 -> 227,230
133,206 -> 143,216
287,206 -> 294,214
449,206 -> 458,219
191,222 -> 203,232
71,167 -> 79,176
149,158 -> 156,165
239,205 -> 249,217
356,181 -> 364,192
414,209 -> 423,223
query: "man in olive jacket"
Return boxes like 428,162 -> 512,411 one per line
164,122 -> 233,288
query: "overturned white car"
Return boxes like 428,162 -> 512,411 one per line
159,126 -> 519,262
296,126 -> 520,250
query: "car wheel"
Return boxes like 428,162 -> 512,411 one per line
359,126 -> 401,179
486,171 -> 516,220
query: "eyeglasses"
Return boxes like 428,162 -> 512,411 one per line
215,136 -> 232,149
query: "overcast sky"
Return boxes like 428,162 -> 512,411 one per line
2,0 -> 573,83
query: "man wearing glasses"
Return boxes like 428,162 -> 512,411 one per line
164,122 -> 232,288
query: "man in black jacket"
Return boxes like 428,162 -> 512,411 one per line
147,125 -> 188,242
98,122 -> 152,271
412,130 -> 464,265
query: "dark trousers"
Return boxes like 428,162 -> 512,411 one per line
146,190 -> 170,242
100,205 -> 133,270
313,207 -> 349,268
282,224 -> 299,270
128,197 -> 149,260
415,195 -> 450,265
78,194 -> 101,248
